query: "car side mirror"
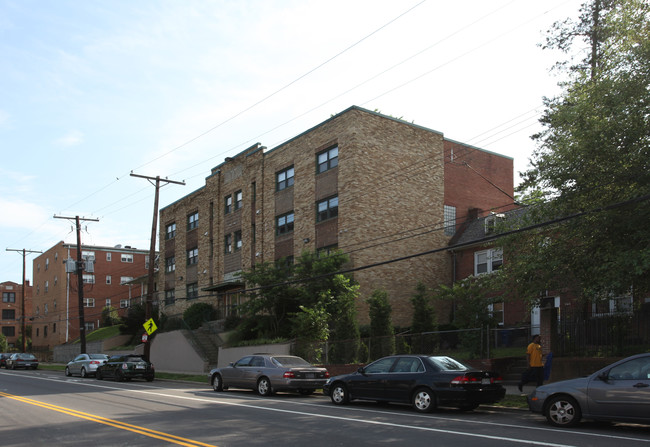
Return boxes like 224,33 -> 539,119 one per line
229,362 -> 235,367
357,366 -> 366,374
597,371 -> 609,382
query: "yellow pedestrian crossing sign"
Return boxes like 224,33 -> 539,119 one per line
143,318 -> 157,335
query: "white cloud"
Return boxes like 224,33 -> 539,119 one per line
55,130 -> 84,147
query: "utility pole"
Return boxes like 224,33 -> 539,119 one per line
130,173 -> 185,360
53,215 -> 99,354
6,248 -> 42,352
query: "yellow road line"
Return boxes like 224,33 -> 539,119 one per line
0,391 -> 217,447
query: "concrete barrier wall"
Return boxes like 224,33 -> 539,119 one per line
150,330 -> 207,374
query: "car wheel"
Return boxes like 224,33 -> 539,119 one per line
65,367 -> 72,377
330,383 -> 349,405
257,377 -> 273,396
116,369 -> 125,382
546,395 -> 582,427
146,374 -> 154,382
80,367 -> 87,378
299,389 -> 315,395
412,388 -> 436,413
96,369 -> 103,380
212,373 -> 223,392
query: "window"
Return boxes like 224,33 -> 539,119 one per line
165,290 -> 175,305
444,205 -> 456,236
224,195 -> 232,214
187,248 -> 198,266
474,248 -> 503,275
187,283 -> 198,300
84,298 -> 95,307
276,166 -> 294,191
2,292 -> 15,303
234,230 -> 242,251
121,253 -> 134,263
82,250 -> 95,258
488,302 -> 504,326
485,213 -> 505,235
83,274 -> 95,284
44,303 -> 48,314
2,309 -> 15,320
276,212 -> 295,235
45,258 -> 49,270
45,280 -> 49,293
120,299 -> 129,308
44,326 -> 48,337
187,211 -> 199,230
105,299 -> 111,308
165,256 -> 176,273
234,190 -> 243,210
106,275 -> 112,285
224,234 -> 233,254
317,146 -> 338,173
85,322 -> 95,332
2,327 -> 15,337
166,222 -> 177,240
317,196 -> 338,222
120,276 -> 133,285
106,252 -> 112,261
317,245 -> 338,257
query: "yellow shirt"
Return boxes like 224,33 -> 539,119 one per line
527,342 -> 543,367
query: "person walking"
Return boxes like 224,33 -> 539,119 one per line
518,334 -> 544,392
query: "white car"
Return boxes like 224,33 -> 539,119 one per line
65,353 -> 109,378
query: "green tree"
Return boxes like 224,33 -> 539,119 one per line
509,0 -> 650,306
101,306 -> 121,327
0,333 -> 7,352
291,302 -> 330,363
410,282 -> 437,354
327,275 -> 361,364
119,304 -> 160,343
183,302 -> 218,330
366,289 -> 395,359
435,276 -> 499,358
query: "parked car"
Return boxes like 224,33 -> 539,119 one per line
209,354 -> 330,396
96,354 -> 154,382
0,353 -> 11,368
65,353 -> 109,378
323,354 -> 505,413
528,352 -> 650,427
6,353 -> 39,370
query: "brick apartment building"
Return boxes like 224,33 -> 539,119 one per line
1,280 -> 33,349
158,106 -> 515,327
31,242 -> 152,350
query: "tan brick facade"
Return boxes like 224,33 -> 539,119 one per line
158,106 -> 514,327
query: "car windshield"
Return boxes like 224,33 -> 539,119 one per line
89,354 -> 107,360
125,356 -> 145,362
19,354 -> 36,360
272,356 -> 311,367
428,356 -> 469,371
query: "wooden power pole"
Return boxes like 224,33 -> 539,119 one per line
130,173 -> 185,360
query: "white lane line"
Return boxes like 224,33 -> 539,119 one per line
5,372 -> 650,445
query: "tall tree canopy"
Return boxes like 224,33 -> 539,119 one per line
510,0 -> 650,305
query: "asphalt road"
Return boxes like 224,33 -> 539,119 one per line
1,369 -> 649,447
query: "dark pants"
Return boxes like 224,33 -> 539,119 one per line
519,366 -> 544,387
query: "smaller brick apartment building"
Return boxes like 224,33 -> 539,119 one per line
157,106 -> 516,327
1,280 -> 33,349
31,242 -> 151,351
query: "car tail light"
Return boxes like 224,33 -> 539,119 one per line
90,360 -> 101,365
283,371 -> 296,378
451,375 -> 480,385
325,371 -> 330,378
492,376 -> 503,384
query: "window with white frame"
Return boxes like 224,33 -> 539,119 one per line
474,248 -> 503,275
3,292 -> 16,303
120,299 -> 129,308
82,250 -> 95,258
106,252 -> 112,261
443,205 -> 456,236
83,274 -> 95,284
121,253 -> 133,263
488,302 -> 504,326
120,276 -> 133,285
106,275 -> 112,285
84,298 -> 95,307
105,299 -> 111,308
45,280 -> 49,293
85,322 -> 95,332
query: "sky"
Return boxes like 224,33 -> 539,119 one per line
0,0 -> 585,283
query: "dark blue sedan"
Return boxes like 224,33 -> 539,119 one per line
323,355 -> 505,412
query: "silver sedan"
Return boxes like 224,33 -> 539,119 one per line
209,354 -> 329,396
65,353 -> 109,378
528,352 -> 650,427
